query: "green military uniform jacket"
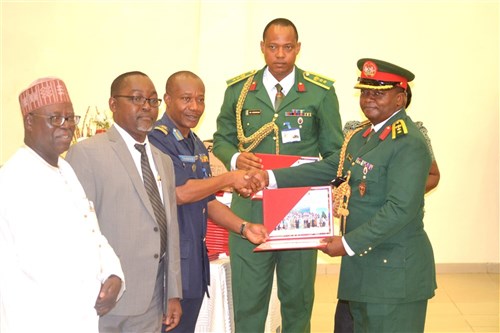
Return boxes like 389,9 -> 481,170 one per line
274,110 -> 437,304
213,66 -> 343,223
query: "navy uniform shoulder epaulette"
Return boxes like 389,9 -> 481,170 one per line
303,71 -> 336,90
154,124 -> 169,136
226,70 -> 257,86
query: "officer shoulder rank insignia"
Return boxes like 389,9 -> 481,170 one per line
303,71 -> 335,90
391,119 -> 408,139
226,70 -> 257,86
379,119 -> 408,140
154,124 -> 169,136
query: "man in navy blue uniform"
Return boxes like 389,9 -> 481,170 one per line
149,71 -> 268,332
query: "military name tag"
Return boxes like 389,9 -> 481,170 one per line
246,109 -> 261,116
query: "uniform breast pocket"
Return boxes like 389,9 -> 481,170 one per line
242,109 -> 263,134
182,161 -> 195,173
284,112 -> 314,136
349,162 -> 385,198
361,245 -> 407,299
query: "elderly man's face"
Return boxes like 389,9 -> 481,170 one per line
25,102 -> 75,164
110,74 -> 159,142
165,76 -> 205,138
359,88 -> 406,125
260,24 -> 301,82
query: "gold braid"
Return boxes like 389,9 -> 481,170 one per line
236,75 -> 280,154
332,122 -> 369,234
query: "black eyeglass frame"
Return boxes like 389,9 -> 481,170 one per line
113,95 -> 162,107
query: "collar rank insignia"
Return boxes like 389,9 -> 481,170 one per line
391,119 -> 408,139
249,81 -> 257,91
379,125 -> 392,140
172,128 -> 184,141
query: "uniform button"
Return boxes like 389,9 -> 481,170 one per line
246,123 -> 250,126
273,114 -> 278,118
352,162 -> 355,166
273,137 -> 276,140
154,227 -> 159,232
202,208 -> 206,214
359,253 -> 363,257
154,254 -> 159,259
364,251 -> 368,254
368,247 -> 372,251
383,259 -> 388,263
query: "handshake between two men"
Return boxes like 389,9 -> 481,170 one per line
229,152 -> 270,197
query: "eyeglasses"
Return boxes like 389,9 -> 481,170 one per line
29,113 -> 81,127
113,95 -> 162,107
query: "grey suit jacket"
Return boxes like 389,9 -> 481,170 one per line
66,125 -> 182,316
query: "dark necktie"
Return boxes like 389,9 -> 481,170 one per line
134,143 -> 167,255
274,83 -> 284,111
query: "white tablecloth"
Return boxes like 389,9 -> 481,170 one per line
195,257 -> 281,333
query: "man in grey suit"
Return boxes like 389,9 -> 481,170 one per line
66,71 -> 182,332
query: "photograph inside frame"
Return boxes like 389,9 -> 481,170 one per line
255,185 -> 339,252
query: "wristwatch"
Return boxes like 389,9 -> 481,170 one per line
240,221 -> 248,239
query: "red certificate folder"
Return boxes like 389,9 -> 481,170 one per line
252,153 -> 319,199
254,185 -> 337,252
255,153 -> 319,169
255,153 -> 319,170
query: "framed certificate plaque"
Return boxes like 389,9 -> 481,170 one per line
254,185 -> 337,252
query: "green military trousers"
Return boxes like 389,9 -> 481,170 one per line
349,299 -> 428,332
229,232 -> 318,333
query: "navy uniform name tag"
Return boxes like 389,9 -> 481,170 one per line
179,155 -> 196,163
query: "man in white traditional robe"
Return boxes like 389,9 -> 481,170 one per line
0,77 -> 125,333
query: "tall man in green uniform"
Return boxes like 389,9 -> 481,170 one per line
260,58 -> 437,332
213,18 -> 343,332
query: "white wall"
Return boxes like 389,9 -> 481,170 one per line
1,0 -> 498,265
